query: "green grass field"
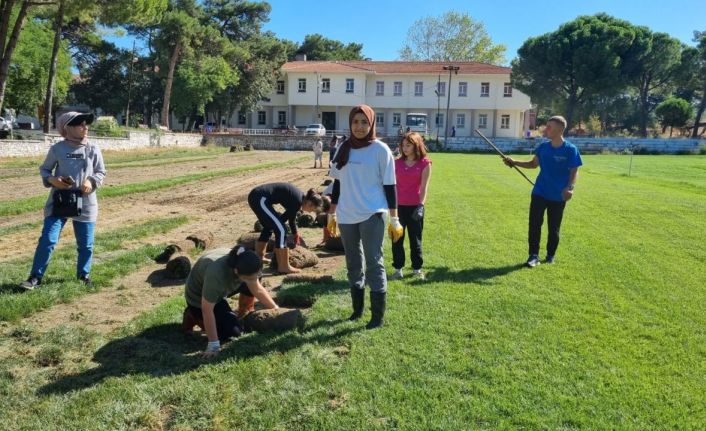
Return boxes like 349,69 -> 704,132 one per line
0,153 -> 704,430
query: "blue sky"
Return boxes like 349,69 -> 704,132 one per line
263,0 -> 705,63
109,0 -> 705,63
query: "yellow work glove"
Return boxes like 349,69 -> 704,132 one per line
388,216 -> 404,242
326,214 -> 338,237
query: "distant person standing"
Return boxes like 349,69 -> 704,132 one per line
451,126 -> 456,137
503,116 -> 583,268
313,138 -> 324,168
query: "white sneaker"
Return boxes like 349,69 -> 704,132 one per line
389,269 -> 404,280
413,270 -> 426,281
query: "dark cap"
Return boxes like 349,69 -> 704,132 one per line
66,113 -> 95,126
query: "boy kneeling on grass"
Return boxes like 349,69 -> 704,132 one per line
182,245 -> 278,357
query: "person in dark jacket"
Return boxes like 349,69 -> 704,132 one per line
248,183 -> 323,274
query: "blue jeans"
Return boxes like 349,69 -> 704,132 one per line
30,216 -> 95,279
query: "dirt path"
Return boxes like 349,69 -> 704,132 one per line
12,226 -> 344,336
0,150 -> 270,202
1,150 -> 345,337
0,151 -> 323,261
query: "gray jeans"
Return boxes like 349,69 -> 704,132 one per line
338,213 -> 387,293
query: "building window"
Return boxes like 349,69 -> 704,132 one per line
480,82 -> 490,97
436,81 -> 446,97
238,111 -> 246,125
435,113 -> 444,127
321,78 -> 330,93
392,113 -> 401,127
478,114 -> 488,129
458,82 -> 467,97
414,81 -> 423,96
456,114 -> 465,128
503,82 -> 512,97
346,78 -> 354,93
376,113 -> 384,126
257,111 -> 266,125
393,81 -> 402,96
277,111 -> 286,126
298,78 -> 306,93
501,114 -> 510,129
276,80 -> 285,94
376,81 -> 384,96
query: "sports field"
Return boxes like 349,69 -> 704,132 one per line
0,149 -> 704,430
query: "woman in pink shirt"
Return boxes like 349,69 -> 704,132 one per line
390,132 -> 432,280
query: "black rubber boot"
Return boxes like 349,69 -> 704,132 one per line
365,291 -> 386,329
349,287 -> 365,321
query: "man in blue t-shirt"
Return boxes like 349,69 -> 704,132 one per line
503,116 -> 583,267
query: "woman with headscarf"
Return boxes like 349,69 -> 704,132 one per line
329,105 -> 403,329
19,112 -> 106,290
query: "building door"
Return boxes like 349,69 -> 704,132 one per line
322,112 -> 336,132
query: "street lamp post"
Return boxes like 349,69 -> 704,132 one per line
125,40 -> 137,129
443,65 -> 459,148
435,74 -> 441,143
316,72 -> 320,122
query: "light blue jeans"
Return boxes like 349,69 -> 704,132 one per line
338,213 -> 387,293
30,216 -> 95,279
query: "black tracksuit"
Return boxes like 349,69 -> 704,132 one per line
248,183 -> 304,249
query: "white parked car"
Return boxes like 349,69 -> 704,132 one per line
0,117 -> 11,138
305,123 -> 326,136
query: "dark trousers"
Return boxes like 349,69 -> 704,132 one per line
187,299 -> 243,342
528,194 -> 566,257
248,192 -> 287,249
392,205 -> 424,270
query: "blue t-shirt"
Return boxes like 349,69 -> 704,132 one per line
532,140 -> 583,202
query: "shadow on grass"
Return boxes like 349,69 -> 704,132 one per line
274,277 -> 348,308
415,264 -> 525,285
38,279 -> 356,396
0,276 -> 80,294
146,269 -> 186,288
0,282 -> 23,293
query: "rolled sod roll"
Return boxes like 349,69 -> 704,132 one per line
315,212 -> 328,228
324,236 -> 344,252
165,256 -> 192,279
296,213 -> 316,228
154,240 -> 195,263
238,232 -> 275,252
270,246 -> 319,269
186,231 -> 214,249
243,308 -> 304,333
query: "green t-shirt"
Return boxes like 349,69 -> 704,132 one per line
184,248 -> 242,308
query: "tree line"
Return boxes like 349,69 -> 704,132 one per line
1,6 -> 704,137
0,0 -> 364,131
512,14 -> 705,138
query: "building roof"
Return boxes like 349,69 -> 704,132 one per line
282,61 -> 510,75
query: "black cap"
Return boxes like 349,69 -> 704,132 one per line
66,113 -> 94,126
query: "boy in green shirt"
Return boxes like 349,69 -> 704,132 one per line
183,246 -> 278,357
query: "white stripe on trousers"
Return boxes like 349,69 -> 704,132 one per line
260,196 -> 286,249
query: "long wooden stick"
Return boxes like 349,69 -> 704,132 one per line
475,129 -> 535,186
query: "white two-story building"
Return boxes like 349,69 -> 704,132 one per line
236,60 -> 532,138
